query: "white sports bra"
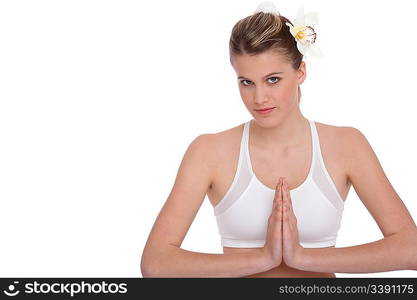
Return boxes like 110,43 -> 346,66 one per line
213,119 -> 345,248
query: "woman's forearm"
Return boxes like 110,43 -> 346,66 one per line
141,245 -> 273,278
295,227 -> 417,274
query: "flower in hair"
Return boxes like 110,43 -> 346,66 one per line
285,6 -> 324,58
254,1 -> 280,15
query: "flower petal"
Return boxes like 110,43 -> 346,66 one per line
286,23 -> 297,37
285,22 -> 293,31
294,6 -> 305,26
304,11 -> 320,26
254,1 -> 279,15
307,44 -> 324,57
296,42 -> 308,56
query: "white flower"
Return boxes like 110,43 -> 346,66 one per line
285,6 -> 324,58
254,1 -> 280,15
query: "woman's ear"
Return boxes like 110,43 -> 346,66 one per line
297,61 -> 306,85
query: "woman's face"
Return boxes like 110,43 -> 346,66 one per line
232,50 -> 306,124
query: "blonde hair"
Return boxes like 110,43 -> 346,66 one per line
229,12 -> 303,103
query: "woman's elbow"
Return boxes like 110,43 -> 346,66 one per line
404,226 -> 417,271
411,235 -> 417,271
140,251 -> 160,277
140,260 -> 152,278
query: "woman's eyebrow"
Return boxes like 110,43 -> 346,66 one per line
237,71 -> 283,80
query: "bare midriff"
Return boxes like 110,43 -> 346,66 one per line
223,246 -> 336,278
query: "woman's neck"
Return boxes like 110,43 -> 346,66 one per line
250,113 -> 309,150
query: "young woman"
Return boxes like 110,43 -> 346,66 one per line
140,4 -> 417,277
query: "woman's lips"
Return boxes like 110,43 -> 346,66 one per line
255,107 -> 275,115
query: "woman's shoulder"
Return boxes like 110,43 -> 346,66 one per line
314,120 -> 361,139
213,122 -> 245,140
194,122 -> 245,166
314,120 -> 365,156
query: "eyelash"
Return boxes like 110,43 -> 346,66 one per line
240,77 -> 281,86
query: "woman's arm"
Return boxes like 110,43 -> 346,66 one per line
140,134 -> 273,277
141,244 -> 271,277
294,226 -> 417,273
294,127 -> 417,273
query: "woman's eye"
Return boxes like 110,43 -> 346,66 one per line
268,76 -> 281,84
240,77 -> 281,86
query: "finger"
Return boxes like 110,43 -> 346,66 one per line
283,179 -> 293,212
277,179 -> 283,219
275,177 -> 282,197
274,178 -> 282,210
282,179 -> 292,211
281,178 -> 289,212
282,179 -> 298,226
281,181 -> 289,222
272,179 -> 279,211
282,179 -> 296,227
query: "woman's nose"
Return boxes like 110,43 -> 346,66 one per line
253,88 -> 270,104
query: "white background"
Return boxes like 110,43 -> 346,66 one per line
0,0 -> 416,278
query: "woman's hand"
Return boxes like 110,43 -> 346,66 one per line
260,178 -> 284,268
281,177 -> 305,268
